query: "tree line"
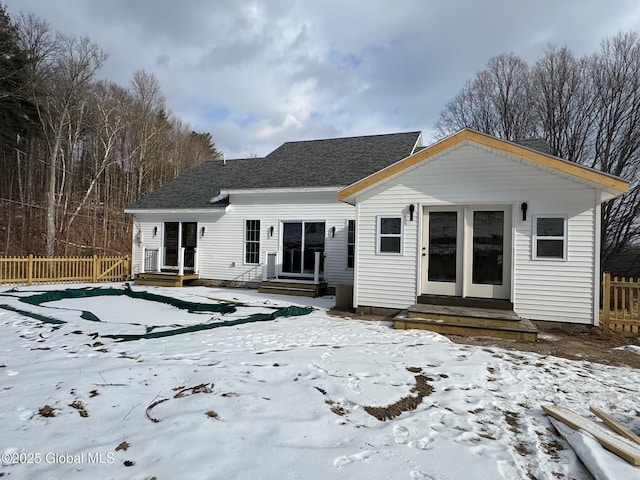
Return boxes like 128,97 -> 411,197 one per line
436,32 -> 640,272
0,5 -> 220,257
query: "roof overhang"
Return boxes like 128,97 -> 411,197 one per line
222,186 -> 343,195
338,129 -> 630,205
124,207 -> 229,215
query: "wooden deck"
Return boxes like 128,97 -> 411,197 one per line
394,302 -> 538,342
258,279 -> 327,297
134,272 -> 199,287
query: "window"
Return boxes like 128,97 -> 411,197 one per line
347,220 -> 356,269
245,220 -> 260,264
533,216 -> 566,260
377,217 -> 402,254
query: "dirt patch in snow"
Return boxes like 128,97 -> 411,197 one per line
449,325 -> 640,369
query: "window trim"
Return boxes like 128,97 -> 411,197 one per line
346,219 -> 356,269
532,214 -> 567,261
376,216 -> 403,255
244,219 -> 261,265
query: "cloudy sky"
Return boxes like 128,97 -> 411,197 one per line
5,0 -> 640,158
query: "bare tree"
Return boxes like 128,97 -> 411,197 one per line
436,53 -> 538,141
39,34 -> 106,255
436,34 -> 640,271
531,45 -> 596,161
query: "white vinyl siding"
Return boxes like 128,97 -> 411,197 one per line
354,142 -> 599,323
130,190 -> 356,287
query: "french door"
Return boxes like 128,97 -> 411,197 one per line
163,222 -> 197,270
281,221 -> 325,277
421,206 -> 511,299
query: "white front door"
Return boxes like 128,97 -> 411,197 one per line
421,205 -> 511,300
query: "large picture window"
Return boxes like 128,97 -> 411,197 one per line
532,215 -> 567,260
245,220 -> 261,264
347,220 -> 356,269
377,217 -> 402,254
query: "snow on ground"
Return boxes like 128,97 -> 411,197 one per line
1,283 -> 639,480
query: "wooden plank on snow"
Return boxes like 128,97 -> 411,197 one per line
590,406 -> 640,446
542,404 -> 640,466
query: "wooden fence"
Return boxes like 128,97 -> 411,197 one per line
0,255 -> 130,286
601,272 -> 640,334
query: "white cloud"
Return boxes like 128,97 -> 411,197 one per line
5,0 -> 640,157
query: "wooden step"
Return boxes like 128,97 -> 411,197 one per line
408,304 -> 523,328
258,280 -> 327,298
258,286 -> 319,297
134,273 -> 199,287
395,303 -> 538,342
418,294 -> 513,310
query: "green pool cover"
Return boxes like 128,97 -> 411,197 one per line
0,284 -> 313,341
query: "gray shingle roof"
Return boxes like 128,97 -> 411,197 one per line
126,131 -> 421,210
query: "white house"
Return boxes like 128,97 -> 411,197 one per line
338,129 -> 629,326
124,131 -> 423,293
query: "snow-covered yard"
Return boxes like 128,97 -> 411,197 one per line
1,283 -> 639,480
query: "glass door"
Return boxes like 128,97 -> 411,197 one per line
281,221 -> 326,277
182,222 -> 197,270
164,222 -> 179,267
465,207 -> 511,299
282,222 -> 303,274
422,208 -> 463,296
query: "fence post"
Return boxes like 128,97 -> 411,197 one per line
602,272 -> 611,333
27,254 -> 33,286
92,255 -> 98,283
125,255 -> 131,280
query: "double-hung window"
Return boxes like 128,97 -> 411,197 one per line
347,220 -> 356,269
532,215 -> 567,260
245,220 -> 261,264
377,217 -> 402,254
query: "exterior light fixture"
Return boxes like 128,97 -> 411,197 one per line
269,226 -> 274,237
153,226 -> 158,237
200,226 -> 206,237
409,204 -> 415,221
331,226 -> 336,237
521,202 -> 528,221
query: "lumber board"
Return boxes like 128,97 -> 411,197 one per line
590,406 -> 640,446
549,418 -> 640,480
542,404 -> 640,466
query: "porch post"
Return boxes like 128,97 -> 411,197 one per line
193,247 -> 199,274
178,247 -> 185,276
314,251 -> 320,284
140,247 -> 146,274
262,251 -> 268,281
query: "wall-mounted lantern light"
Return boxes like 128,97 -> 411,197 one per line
200,226 -> 206,237
153,226 -> 158,237
330,226 -> 336,238
269,226 -> 274,238
521,202 -> 528,221
409,204 -> 415,221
